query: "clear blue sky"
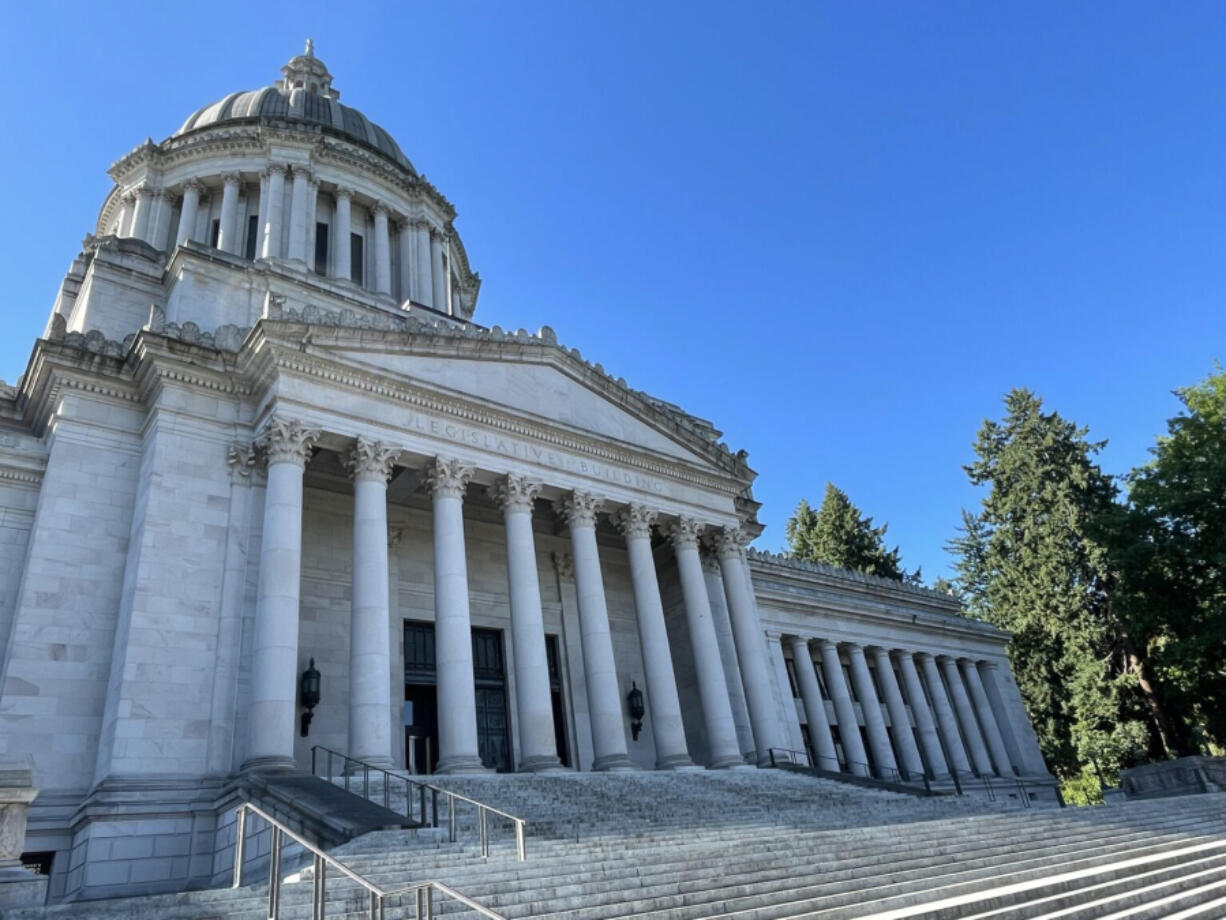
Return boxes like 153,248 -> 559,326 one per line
2,2 -> 1224,581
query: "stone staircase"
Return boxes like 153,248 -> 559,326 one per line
9,770 -> 1226,919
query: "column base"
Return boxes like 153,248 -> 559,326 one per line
707,753 -> 751,770
517,754 -> 565,773
654,753 -> 697,770
343,755 -> 395,775
240,755 -> 297,773
434,755 -> 489,775
592,753 -> 637,772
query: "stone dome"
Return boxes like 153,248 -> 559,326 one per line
173,40 -> 415,174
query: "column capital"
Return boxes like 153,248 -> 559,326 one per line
557,490 -> 603,527
345,437 -> 397,484
148,187 -> 165,201
264,163 -> 287,178
121,190 -> 137,204
978,659 -> 1000,672
715,526 -> 750,559
817,638 -> 840,653
844,641 -> 866,655
227,442 -> 256,483
371,200 -> 390,217
894,649 -> 915,661
786,634 -> 812,653
424,456 -> 473,499
699,546 -> 721,573
290,165 -> 313,183
914,651 -> 935,663
334,184 -> 354,200
429,224 -> 446,242
182,178 -> 204,195
667,516 -> 705,549
256,417 -> 320,468
221,172 -> 242,186
613,503 -> 657,538
490,473 -> 541,512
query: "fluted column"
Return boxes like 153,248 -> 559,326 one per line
130,185 -> 154,243
217,173 -> 241,253
430,228 -> 446,310
670,518 -> 742,768
333,187 -> 352,280
897,651 -> 949,779
960,659 -> 1012,777
939,656 -> 993,776
305,177 -> 319,269
245,418 -> 319,769
287,167 -> 311,263
846,643 -> 898,777
426,457 -> 483,773
870,647 -> 924,780
614,506 -> 692,768
918,652 -> 972,776
788,636 -> 839,771
345,438 -> 397,767
558,491 -> 633,771
492,475 -> 562,772
116,193 -> 134,237
261,165 -> 286,259
148,190 -> 170,250
818,640 -> 868,776
397,219 -> 414,301
701,548 -> 754,757
415,222 -> 433,305
373,203 -> 392,294
716,528 -> 782,764
177,180 -> 201,246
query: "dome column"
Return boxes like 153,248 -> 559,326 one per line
333,188 -> 353,281
415,222 -> 433,306
397,218 -> 414,301
373,202 -> 392,295
287,167 -> 312,264
261,165 -> 286,260
430,228 -> 446,311
130,185 -> 154,243
176,180 -> 201,246
217,173 -> 241,254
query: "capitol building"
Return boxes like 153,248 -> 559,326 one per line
0,44 -> 1053,904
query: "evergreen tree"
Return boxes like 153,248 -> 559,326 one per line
786,483 -> 919,582
950,389 -> 1158,778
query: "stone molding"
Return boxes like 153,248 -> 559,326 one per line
345,437 -> 397,483
557,490 -> 603,528
613,504 -> 656,539
221,172 -> 241,186
489,474 -> 541,513
715,526 -> 750,559
424,456 -> 473,499
667,516 -> 704,549
256,417 -> 319,468
746,547 -> 960,604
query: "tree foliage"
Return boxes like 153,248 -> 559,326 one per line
786,483 -> 920,583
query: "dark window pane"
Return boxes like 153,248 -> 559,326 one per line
244,214 -> 259,260
314,222 -> 329,275
350,233 -> 363,285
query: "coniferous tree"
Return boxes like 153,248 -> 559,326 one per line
786,483 -> 919,582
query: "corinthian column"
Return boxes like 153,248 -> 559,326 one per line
430,228 -> 446,310
373,202 -> 392,295
177,180 -> 201,246
426,457 -> 483,773
261,165 -> 286,259
287,167 -> 311,264
333,187 -> 352,280
613,506 -> 691,768
716,528 -> 783,764
345,438 -> 397,767
788,636 -> 839,772
670,518 -> 742,768
491,475 -> 562,772
130,185 -> 154,243
245,418 -> 319,769
217,173 -> 241,254
397,218 -> 415,301
558,491 -> 633,770
414,222 -> 432,305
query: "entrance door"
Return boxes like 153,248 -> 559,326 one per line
545,634 -> 571,767
404,621 -> 439,774
472,628 -> 512,773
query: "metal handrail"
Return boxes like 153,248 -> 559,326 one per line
767,747 -> 933,792
231,800 -> 506,920
311,745 -> 527,861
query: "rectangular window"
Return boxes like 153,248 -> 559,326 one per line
209,219 -> 220,248
350,232 -> 364,285
244,214 -> 259,260
314,222 -> 329,275
784,659 -> 800,699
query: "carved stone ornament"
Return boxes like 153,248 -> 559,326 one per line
345,437 -> 397,483
716,526 -> 750,559
264,163 -> 287,178
613,504 -> 657,539
291,165 -> 313,182
334,185 -> 354,200
489,474 -> 541,513
424,456 -> 473,499
371,200 -> 389,216
553,552 -> 575,579
221,172 -> 242,186
388,526 -> 405,548
257,417 -> 320,468
558,490 -> 603,528
182,178 -> 204,195
699,546 -> 721,574
667,516 -> 705,549
227,442 -> 256,483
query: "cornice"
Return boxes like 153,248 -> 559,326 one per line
0,461 -> 44,488
747,547 -> 964,608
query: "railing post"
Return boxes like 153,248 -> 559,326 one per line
431,788 -> 438,828
345,759 -> 351,793
516,819 -> 526,862
421,785 -> 428,826
416,885 -> 433,920
383,774 -> 390,811
231,807 -> 246,889
268,826 -> 282,920
369,890 -> 384,920
479,806 -> 488,860
952,771 -> 963,796
364,764 -> 370,801
448,795 -> 456,843
328,749 -> 333,784
311,853 -> 325,920
311,746 -> 317,776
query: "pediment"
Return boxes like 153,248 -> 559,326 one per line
305,337 -> 725,472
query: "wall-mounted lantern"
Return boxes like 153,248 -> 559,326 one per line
627,681 -> 645,741
299,658 -> 321,737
